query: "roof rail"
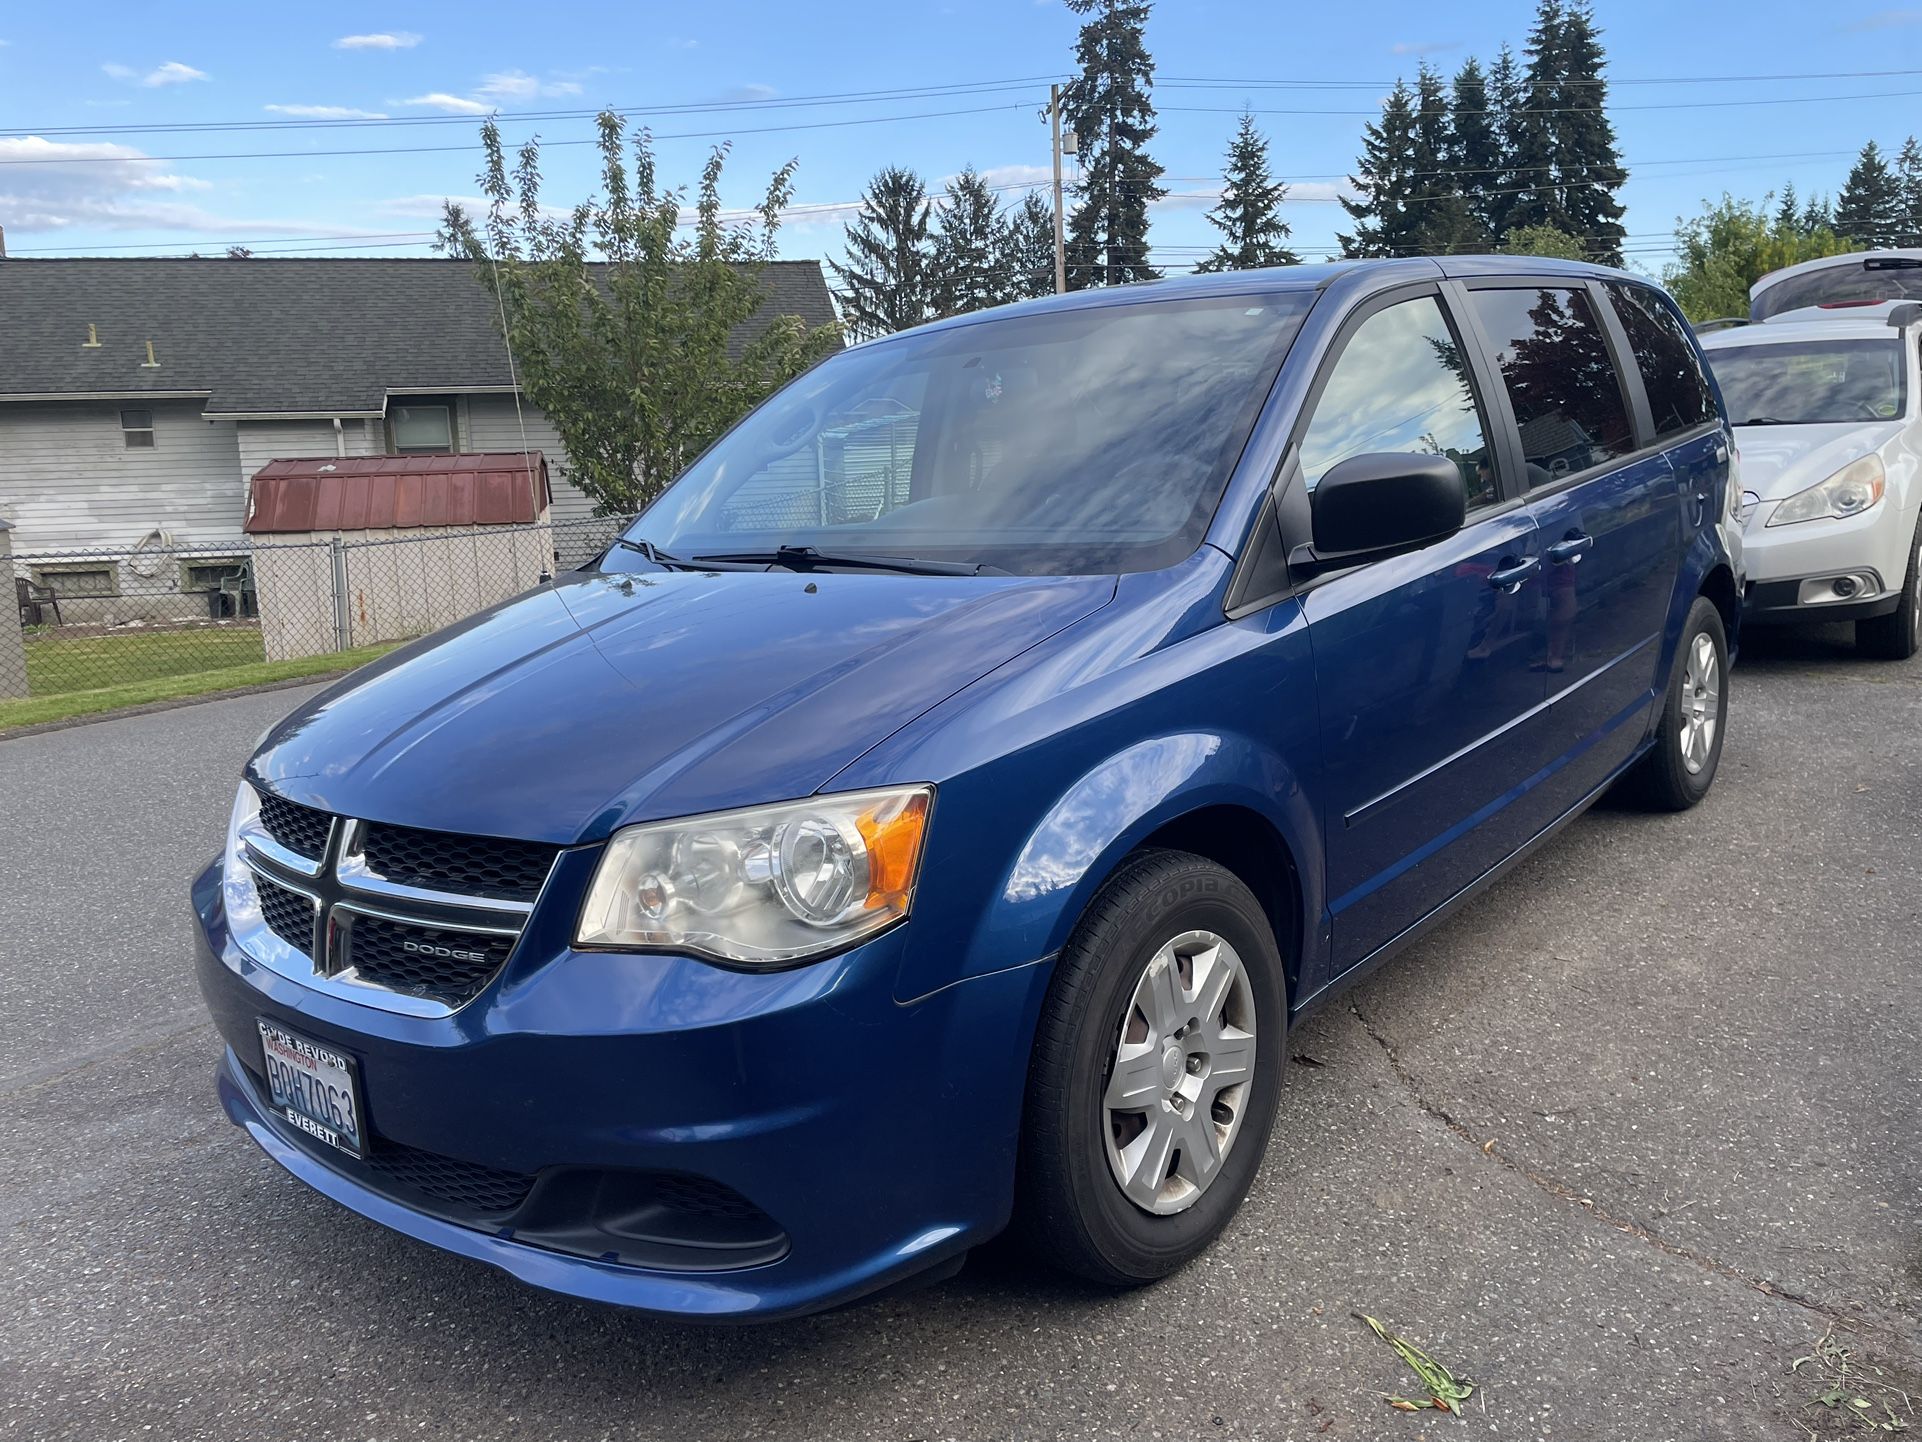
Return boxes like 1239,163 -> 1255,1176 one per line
1691,317 -> 1751,334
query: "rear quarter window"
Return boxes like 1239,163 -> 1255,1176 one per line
1606,282 -> 1720,439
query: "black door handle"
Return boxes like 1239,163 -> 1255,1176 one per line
1546,532 -> 1594,565
1488,555 -> 1540,593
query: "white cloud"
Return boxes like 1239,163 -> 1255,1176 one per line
264,104 -> 390,119
398,92 -> 493,115
0,137 -> 311,232
975,163 -> 1053,192
103,59 -> 209,86
475,69 -> 584,101
334,31 -> 421,50
1152,178 -> 1353,214
666,37 -> 699,50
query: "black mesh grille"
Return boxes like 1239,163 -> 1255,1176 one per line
342,913 -> 513,1005
365,1141 -> 535,1214
255,875 -> 316,957
359,820 -> 557,902
255,788 -> 332,860
650,1173 -> 769,1222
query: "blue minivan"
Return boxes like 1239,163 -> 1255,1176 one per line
194,257 -> 1739,1321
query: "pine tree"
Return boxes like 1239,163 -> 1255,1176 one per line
1553,2 -> 1628,264
1061,0 -> 1166,288
1484,43 -> 1525,244
1339,80 -> 1421,258
1449,56 -> 1504,245
829,167 -> 935,340
1001,190 -> 1058,300
1196,113 -> 1298,272
1774,183 -> 1800,235
1895,135 -> 1922,247
1802,193 -> 1833,235
1410,61 -> 1479,252
1505,0 -> 1566,235
930,167 -> 1008,318
1835,140 -> 1903,247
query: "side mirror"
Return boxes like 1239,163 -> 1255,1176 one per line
1301,453 -> 1467,569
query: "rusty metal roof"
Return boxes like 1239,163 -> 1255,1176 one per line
244,452 -> 550,534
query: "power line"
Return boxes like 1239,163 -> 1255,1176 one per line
1162,86 -> 1922,120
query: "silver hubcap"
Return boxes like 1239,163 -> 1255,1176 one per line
1679,632 -> 1720,776
1102,930 -> 1257,1215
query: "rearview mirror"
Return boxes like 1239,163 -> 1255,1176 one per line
1304,453 -> 1467,567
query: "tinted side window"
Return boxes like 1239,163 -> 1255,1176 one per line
1607,282 -> 1718,438
1467,286 -> 1636,487
1297,294 -> 1497,510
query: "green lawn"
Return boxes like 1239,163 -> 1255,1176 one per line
25,624 -> 268,694
0,640 -> 398,733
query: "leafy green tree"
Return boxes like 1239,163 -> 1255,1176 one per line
1410,61 -> 1480,252
1061,0 -> 1166,287
1484,43 -> 1525,243
1498,223 -> 1587,259
930,167 -> 1008,317
1195,113 -> 1298,271
830,167 -> 936,340
1662,194 -> 1853,322
1552,2 -> 1628,263
1835,140 -> 1902,247
1339,79 -> 1421,258
439,113 -> 839,515
1001,190 -> 1059,300
1895,135 -> 1922,247
1449,56 -> 1504,244
1505,0 -> 1566,235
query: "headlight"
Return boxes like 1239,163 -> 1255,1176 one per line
1767,454 -> 1885,527
576,786 -> 933,966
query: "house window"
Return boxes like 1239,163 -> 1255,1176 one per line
389,401 -> 455,453
36,564 -> 118,598
120,408 -> 155,449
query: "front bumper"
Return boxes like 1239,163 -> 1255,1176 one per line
192,861 -> 1051,1321
1739,501 -> 1910,625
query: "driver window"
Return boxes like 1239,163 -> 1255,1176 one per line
1297,295 -> 1498,510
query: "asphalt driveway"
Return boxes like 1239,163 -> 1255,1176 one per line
1,626 -> 1916,1441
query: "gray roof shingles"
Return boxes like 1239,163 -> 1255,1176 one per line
0,257 -> 839,415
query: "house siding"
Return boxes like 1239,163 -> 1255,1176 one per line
461,395 -> 596,522
0,399 -> 244,554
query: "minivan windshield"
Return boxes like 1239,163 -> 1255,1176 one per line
626,290 -> 1313,576
1708,339 -> 1908,425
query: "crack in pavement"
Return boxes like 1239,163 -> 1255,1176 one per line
1346,1000 -> 1918,1352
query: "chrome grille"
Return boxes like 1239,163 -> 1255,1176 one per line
235,789 -> 551,1016
254,788 -> 332,861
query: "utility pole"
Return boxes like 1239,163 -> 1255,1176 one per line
1049,84 -> 1068,295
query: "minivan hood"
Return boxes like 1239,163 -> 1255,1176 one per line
1733,421 -> 1901,501
250,568 -> 1116,843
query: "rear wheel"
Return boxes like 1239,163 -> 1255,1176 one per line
1856,520 -> 1922,661
1016,850 -> 1286,1286
1621,596 -> 1727,811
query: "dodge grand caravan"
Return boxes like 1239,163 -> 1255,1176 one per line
194,257 -> 1740,1321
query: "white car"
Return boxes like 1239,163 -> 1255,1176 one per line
1698,254 -> 1922,659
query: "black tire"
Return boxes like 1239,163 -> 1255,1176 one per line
1622,595 -> 1728,812
1015,849 -> 1287,1287
1856,519 -> 1922,661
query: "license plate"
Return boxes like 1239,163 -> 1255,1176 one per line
256,1019 -> 364,1159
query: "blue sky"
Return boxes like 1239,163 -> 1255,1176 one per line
1,1 -> 1919,278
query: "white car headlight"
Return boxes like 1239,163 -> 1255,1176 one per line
1767,454 -> 1886,527
576,786 -> 933,967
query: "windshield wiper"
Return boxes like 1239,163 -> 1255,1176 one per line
691,545 -> 995,576
608,536 -> 697,570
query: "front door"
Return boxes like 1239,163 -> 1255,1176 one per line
1292,290 -> 1549,973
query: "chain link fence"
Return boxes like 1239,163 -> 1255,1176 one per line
1,513 -> 636,704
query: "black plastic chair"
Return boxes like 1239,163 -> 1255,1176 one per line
16,575 -> 61,626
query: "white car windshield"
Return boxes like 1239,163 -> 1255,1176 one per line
628,291 -> 1313,576
1708,339 -> 1908,426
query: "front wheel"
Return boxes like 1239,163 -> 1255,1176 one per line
1015,850 -> 1287,1287
1622,595 -> 1728,811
